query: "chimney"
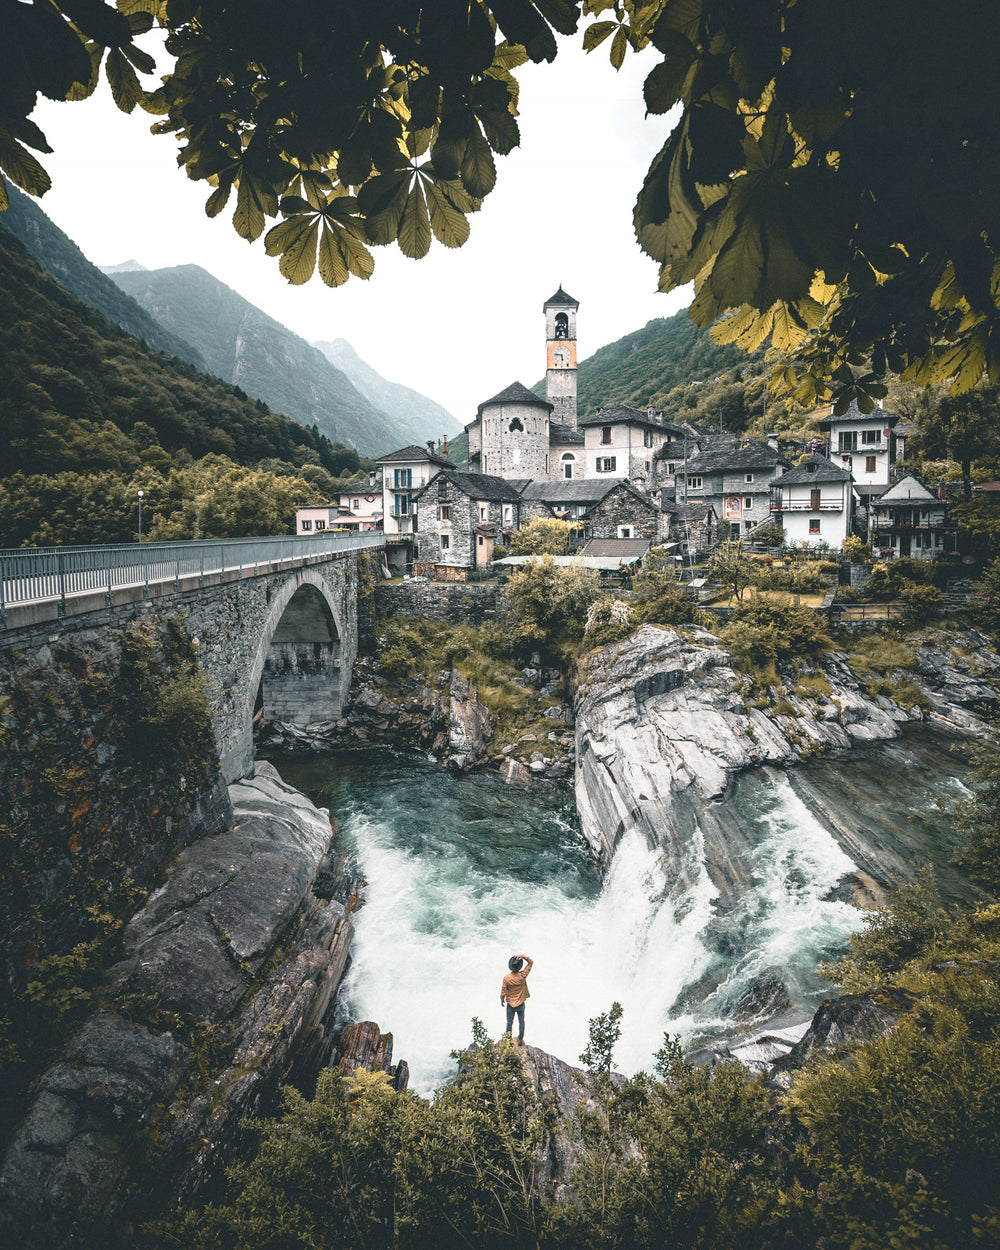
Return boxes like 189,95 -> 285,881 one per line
427,440 -> 435,454
443,436 -> 449,458
766,432 -> 779,451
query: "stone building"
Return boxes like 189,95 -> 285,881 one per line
518,478 -> 659,542
672,440 -> 792,540
469,381 -> 552,479
411,471 -> 523,579
578,405 -> 686,492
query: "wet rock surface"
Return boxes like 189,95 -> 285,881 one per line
0,763 -> 362,1249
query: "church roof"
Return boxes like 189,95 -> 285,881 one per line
477,381 -> 552,415
543,285 -> 579,309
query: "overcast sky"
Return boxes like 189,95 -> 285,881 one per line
30,37 -> 691,429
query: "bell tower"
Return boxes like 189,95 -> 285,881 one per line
544,285 -> 579,429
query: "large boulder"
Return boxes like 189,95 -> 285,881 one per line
0,763 -> 361,1249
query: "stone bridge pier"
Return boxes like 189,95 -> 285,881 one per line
191,562 -> 360,781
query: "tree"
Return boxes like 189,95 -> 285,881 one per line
507,516 -> 581,555
911,382 -> 1000,501
502,554 -> 600,660
7,1 -> 1000,405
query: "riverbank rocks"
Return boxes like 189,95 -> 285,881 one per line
574,623 -> 997,888
446,670 -> 492,770
0,763 -> 362,1249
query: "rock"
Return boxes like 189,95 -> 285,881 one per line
337,1021 -> 409,1092
499,759 -> 531,787
447,670 -> 492,768
528,759 -> 548,775
0,764 -> 362,1249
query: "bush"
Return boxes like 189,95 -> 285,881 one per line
722,597 -> 832,665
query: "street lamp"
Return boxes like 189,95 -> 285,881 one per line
137,490 -> 144,543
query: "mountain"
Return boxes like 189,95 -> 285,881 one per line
314,337 -> 461,442
0,222 -> 359,481
0,187 -> 206,369
110,265 -> 422,457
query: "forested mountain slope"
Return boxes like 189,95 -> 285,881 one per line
1,186 -> 206,369
111,265 -> 407,456
0,226 -> 366,545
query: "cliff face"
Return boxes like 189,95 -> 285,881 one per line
0,764 -> 361,1248
574,623 -> 998,896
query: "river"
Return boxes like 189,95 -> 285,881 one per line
270,726 -> 972,1097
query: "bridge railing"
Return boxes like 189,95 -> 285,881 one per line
0,531 -> 386,626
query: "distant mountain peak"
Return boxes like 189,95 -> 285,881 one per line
100,260 -> 148,274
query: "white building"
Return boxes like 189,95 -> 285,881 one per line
869,475 -> 957,559
577,405 -> 683,491
376,442 -> 455,572
768,453 -> 855,549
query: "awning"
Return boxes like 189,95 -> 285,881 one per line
492,554 -> 642,571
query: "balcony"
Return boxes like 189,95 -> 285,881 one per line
769,501 -> 845,512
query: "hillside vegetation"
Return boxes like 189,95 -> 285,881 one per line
0,226 -> 368,545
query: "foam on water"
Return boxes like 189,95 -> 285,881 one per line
272,736 -> 970,1098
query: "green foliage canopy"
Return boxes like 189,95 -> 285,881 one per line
8,2 -> 1000,405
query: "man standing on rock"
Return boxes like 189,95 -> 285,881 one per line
501,953 -> 533,1045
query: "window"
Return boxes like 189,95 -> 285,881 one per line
744,472 -> 754,483
479,504 -> 488,520
601,426 -> 613,445
809,519 -> 821,534
744,520 -> 754,533
564,462 -> 574,479
861,429 -> 882,445
477,536 -> 484,546
618,526 -> 633,538
394,494 -> 410,516
839,431 -> 858,452
667,462 -> 676,474
643,429 -> 654,447
503,505 -> 513,524
441,534 -> 450,551
352,498 -> 360,510
688,475 -> 703,489
509,416 -> 524,432
436,504 -> 451,521
301,519 -> 312,531
315,519 -> 326,530
393,467 -> 412,488
743,496 -> 753,510
865,455 -> 877,473
597,456 -> 617,473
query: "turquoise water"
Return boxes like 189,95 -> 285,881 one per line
271,734 -> 971,1096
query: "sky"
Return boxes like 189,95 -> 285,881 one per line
30,36 -> 691,429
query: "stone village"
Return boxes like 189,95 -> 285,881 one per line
296,286 -> 960,577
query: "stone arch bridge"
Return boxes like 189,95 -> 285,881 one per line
0,533 -> 384,781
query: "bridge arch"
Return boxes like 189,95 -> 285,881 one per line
221,568 -> 351,780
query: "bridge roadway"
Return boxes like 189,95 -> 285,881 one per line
0,532 -> 386,631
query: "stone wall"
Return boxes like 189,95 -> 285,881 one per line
376,579 -> 502,627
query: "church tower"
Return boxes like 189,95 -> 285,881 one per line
544,286 -> 579,429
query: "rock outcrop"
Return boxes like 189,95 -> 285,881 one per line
574,623 -> 998,889
446,670 -> 492,770
0,763 -> 361,1249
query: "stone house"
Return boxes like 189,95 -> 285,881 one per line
869,474 -> 956,559
377,442 -> 455,572
517,477 -> 659,541
672,440 -> 792,540
411,471 -> 523,578
578,405 -> 686,492
768,453 -> 855,549
662,500 -> 718,558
